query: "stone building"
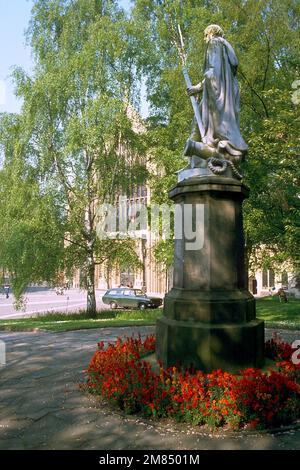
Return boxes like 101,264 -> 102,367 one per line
248,258 -> 300,299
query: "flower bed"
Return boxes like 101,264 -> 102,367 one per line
86,334 -> 300,430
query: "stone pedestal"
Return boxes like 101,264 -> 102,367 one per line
156,176 -> 264,372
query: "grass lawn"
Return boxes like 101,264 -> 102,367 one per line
0,296 -> 299,332
256,296 -> 300,329
0,308 -> 162,333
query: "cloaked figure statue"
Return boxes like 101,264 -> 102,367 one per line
184,24 -> 248,174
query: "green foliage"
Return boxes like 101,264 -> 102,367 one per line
1,0 -> 299,302
153,239 -> 173,270
0,0 -> 148,314
132,0 -> 300,269
243,87 -> 300,269
0,113 -> 64,303
104,238 -> 143,271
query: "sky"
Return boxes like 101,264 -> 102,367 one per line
0,0 -> 134,114
0,0 -> 33,113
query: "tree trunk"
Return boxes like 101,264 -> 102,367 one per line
85,156 -> 97,318
105,265 -> 111,289
86,254 -> 96,318
141,237 -> 147,293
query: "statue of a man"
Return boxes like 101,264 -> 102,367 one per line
184,24 -> 248,163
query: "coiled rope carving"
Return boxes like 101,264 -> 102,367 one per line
207,157 -> 243,180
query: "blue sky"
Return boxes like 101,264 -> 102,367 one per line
0,0 -> 33,113
0,0 -> 133,114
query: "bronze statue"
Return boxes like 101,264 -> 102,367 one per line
181,25 -> 247,180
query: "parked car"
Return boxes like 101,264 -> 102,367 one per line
102,288 -> 162,310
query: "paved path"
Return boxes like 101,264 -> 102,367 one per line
0,327 -> 300,450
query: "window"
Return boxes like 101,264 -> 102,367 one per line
123,290 -> 135,296
262,269 -> 275,288
269,269 -> 275,287
262,270 -> 268,288
134,289 -> 145,296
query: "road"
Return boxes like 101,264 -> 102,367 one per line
0,289 -> 107,319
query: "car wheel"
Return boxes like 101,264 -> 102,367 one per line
139,303 -> 147,311
110,302 -> 117,309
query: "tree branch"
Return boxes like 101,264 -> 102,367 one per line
64,236 -> 87,251
262,34 -> 271,91
239,69 -> 269,118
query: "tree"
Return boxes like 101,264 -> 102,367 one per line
0,113 -> 64,303
243,87 -> 300,274
132,0 -> 300,270
7,0 -> 147,316
103,238 -> 143,288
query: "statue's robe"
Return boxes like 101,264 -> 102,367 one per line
199,37 -> 248,156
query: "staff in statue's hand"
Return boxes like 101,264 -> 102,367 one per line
187,81 -> 204,96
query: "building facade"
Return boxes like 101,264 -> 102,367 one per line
248,267 -> 300,298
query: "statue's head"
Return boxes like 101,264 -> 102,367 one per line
204,24 -> 224,43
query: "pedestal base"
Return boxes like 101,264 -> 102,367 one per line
155,176 -> 265,372
163,287 -> 256,323
156,316 -> 265,372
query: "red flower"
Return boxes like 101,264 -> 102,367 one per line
86,334 -> 300,430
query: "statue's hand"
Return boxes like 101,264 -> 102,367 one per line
187,83 -> 203,96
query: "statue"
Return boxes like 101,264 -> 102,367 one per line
180,25 -> 247,180
156,25 -> 265,373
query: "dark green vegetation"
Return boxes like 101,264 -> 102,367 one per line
133,0 -> 300,276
